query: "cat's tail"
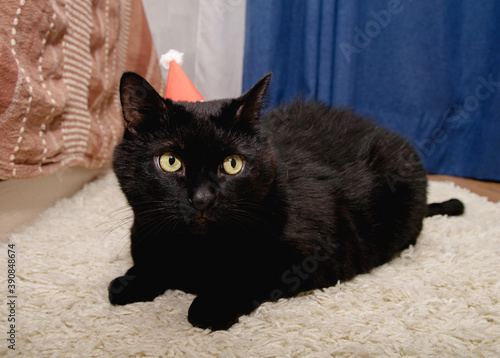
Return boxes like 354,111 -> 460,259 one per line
426,199 -> 465,217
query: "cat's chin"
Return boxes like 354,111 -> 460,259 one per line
188,223 -> 211,235
187,212 -> 213,235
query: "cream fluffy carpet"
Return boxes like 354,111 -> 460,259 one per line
2,171 -> 499,357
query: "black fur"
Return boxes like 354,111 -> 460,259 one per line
108,72 -> 464,330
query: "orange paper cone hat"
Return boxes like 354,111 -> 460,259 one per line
160,50 -> 204,102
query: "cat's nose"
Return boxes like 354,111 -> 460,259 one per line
191,185 -> 216,211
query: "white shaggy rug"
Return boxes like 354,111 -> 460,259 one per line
2,171 -> 499,357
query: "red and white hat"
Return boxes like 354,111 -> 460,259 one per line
160,49 -> 204,102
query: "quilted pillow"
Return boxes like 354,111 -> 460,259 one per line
0,0 -> 163,179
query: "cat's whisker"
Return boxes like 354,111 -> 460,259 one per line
111,230 -> 134,264
90,205 -> 133,237
124,212 -> 181,255
90,208 -> 134,251
94,204 -> 133,226
92,200 -> 175,255
223,208 -> 278,235
91,218 -> 133,255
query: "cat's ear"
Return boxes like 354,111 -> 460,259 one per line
236,73 -> 272,124
119,72 -> 169,136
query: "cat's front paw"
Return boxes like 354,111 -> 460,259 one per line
109,274 -> 141,305
108,270 -> 165,305
188,295 -> 241,331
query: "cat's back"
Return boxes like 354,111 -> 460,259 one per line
261,100 -> 400,168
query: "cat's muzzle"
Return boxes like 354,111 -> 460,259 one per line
188,211 -> 212,235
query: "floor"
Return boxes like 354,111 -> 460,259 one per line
428,175 -> 500,203
0,167 -> 107,240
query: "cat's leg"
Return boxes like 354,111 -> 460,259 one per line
187,292 -> 259,330
108,265 -> 168,305
186,281 -> 280,331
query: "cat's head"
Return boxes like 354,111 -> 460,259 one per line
113,72 -> 277,236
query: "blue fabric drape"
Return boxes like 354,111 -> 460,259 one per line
243,0 -> 500,181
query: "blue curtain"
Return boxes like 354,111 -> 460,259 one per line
243,0 -> 500,181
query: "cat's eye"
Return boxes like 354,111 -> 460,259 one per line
222,155 -> 244,175
158,152 -> 183,172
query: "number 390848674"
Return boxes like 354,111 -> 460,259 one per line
7,244 -> 16,295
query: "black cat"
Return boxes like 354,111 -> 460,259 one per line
108,72 -> 464,330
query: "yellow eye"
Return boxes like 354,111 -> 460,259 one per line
158,152 -> 182,172
222,155 -> 244,175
